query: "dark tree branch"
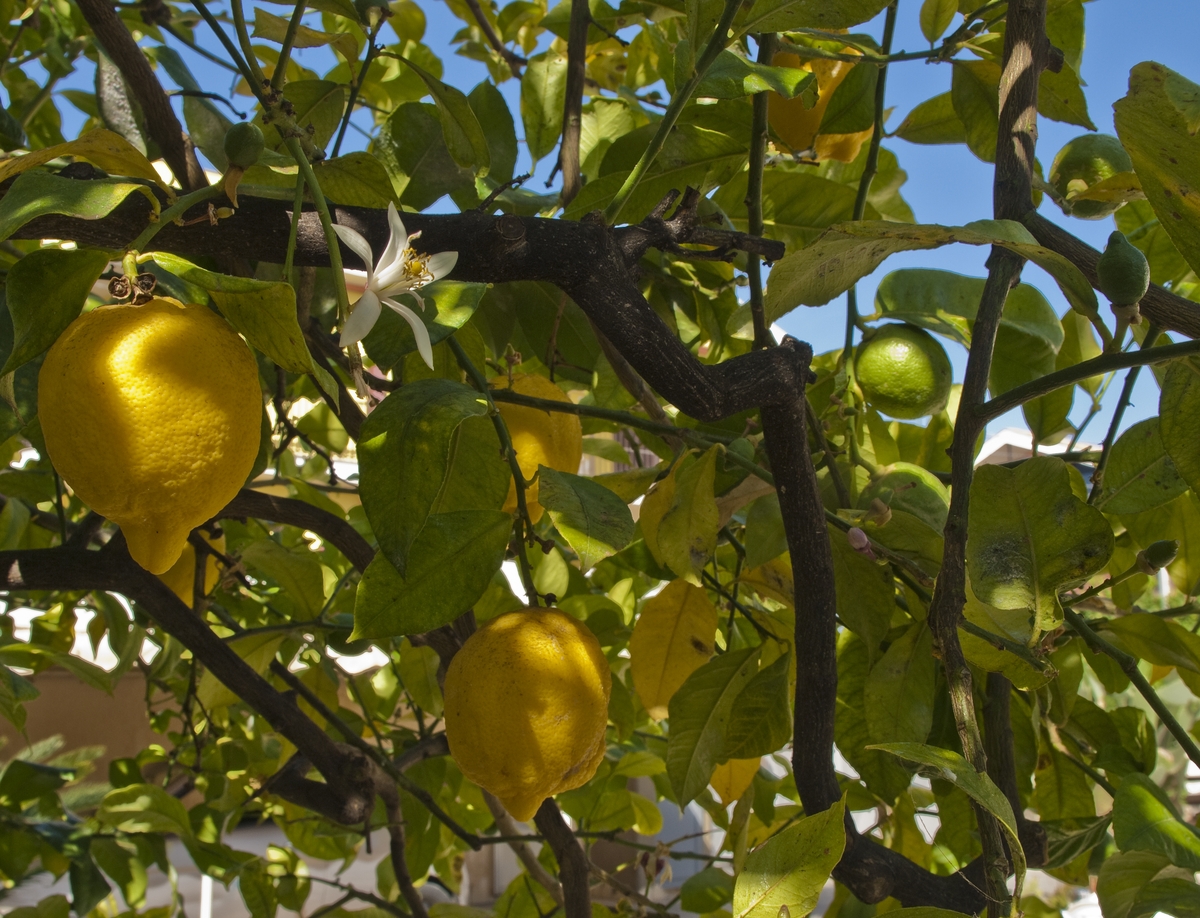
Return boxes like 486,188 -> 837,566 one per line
534,800 -> 590,918
558,0 -> 589,204
76,0 -> 206,192
462,0 -> 526,76
1024,211 -> 1200,340
928,2 -> 1057,911
985,673 -> 1048,868
220,489 -> 375,572
0,538 -> 373,820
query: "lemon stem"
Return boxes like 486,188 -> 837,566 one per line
128,182 -> 228,255
286,138 -> 352,329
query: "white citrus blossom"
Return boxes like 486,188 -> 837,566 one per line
333,202 -> 458,368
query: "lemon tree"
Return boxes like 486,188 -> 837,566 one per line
0,3 -> 1197,918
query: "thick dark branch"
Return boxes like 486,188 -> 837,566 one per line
1024,211 -> 1200,339
0,540 -> 371,817
558,0 -> 589,204
221,489 -> 375,572
76,0 -> 206,192
534,800 -> 591,918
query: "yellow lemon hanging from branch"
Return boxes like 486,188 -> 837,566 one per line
39,298 -> 262,574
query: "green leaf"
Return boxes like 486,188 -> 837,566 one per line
0,172 -> 157,242
566,103 -> 750,223
352,511 -> 512,638
522,51 -> 569,165
155,47 -> 232,170
723,652 -> 791,759
681,867 -> 735,914
732,797 -> 846,918
98,783 -> 193,837
1160,358 -> 1200,494
864,622 -> 936,745
148,252 -> 337,400
737,0 -> 891,35
395,55 -> 490,177
398,639 -> 443,716
264,80 -> 346,153
950,60 -> 1000,163
240,539 -> 326,621
1097,418 -> 1189,514
829,523 -> 895,663
713,171 -> 864,252
1041,815 -> 1113,870
1097,851 -> 1179,918
0,663 -> 38,730
431,412 -> 510,514
870,743 -> 1025,903
966,457 -> 1113,632
764,220 -> 1098,321
253,7 -> 357,64
894,93 -> 967,146
0,759 -> 71,806
695,52 -> 815,101
70,852 -> 112,917
358,379 -> 490,575
819,61 -> 877,135
919,0 -> 957,43
1114,773 -> 1200,870
310,153 -> 397,207
666,647 -> 760,805
1038,62 -> 1095,130
1,248 -> 108,376
1128,878 -> 1200,918
537,467 -> 634,570
362,281 -> 487,372
374,102 -> 473,211
0,127 -> 167,189
1121,491 -> 1200,596
871,268 -> 1063,350
1114,64 -> 1200,277
470,81 -> 518,184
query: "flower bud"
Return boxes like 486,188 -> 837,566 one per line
1136,540 -> 1179,575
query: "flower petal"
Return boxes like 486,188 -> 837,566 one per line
425,250 -> 459,281
383,297 -> 434,369
376,202 -> 407,275
339,289 -> 382,346
333,223 -> 376,287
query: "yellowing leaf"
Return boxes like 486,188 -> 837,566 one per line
711,758 -> 760,807
630,579 -> 718,719
740,556 -> 794,606
0,128 -> 169,190
640,447 -> 720,585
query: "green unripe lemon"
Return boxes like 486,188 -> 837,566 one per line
1097,230 -> 1150,307
1049,133 -> 1132,220
859,462 -> 950,533
224,121 -> 265,169
856,324 -> 952,420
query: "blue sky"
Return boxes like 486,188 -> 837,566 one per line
49,0 -> 1200,443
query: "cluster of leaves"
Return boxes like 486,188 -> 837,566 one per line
0,0 -> 1196,917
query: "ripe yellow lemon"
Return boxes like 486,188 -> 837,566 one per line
856,324 -> 952,420
492,374 -> 583,524
444,608 -> 611,821
158,530 -> 226,607
39,299 -> 262,574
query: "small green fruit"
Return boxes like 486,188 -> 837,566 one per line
1097,231 -> 1150,307
856,324 -> 953,420
858,462 -> 950,533
1049,133 -> 1132,220
223,121 -> 265,169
